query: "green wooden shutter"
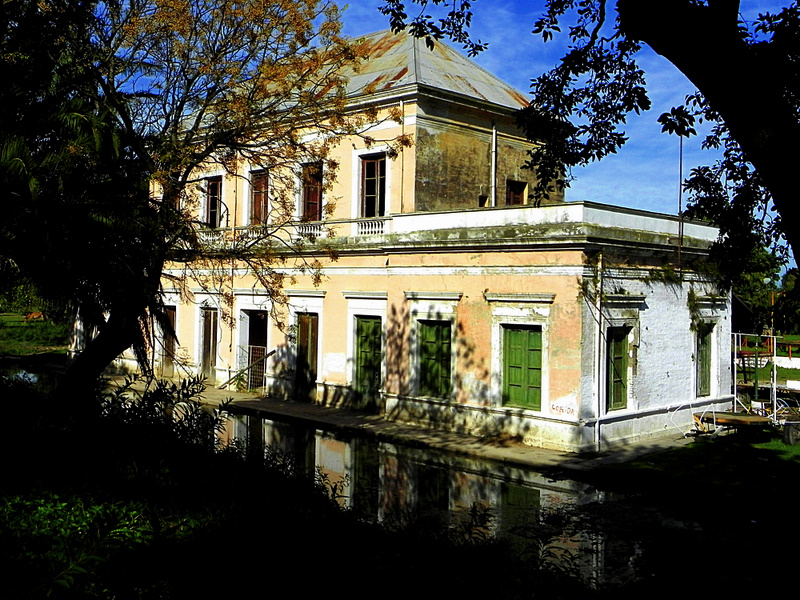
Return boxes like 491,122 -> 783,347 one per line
419,320 -> 451,398
355,316 -> 382,399
606,327 -> 628,411
502,326 -> 542,410
696,323 -> 713,397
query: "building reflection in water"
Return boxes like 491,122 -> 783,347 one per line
222,411 -> 640,588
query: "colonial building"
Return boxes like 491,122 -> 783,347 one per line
143,30 -> 731,452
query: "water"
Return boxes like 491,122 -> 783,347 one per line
0,364 -> 59,392
222,411 -> 641,588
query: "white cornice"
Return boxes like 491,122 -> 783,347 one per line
484,293 -> 556,304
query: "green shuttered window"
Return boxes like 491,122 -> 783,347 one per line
502,325 -> 542,410
606,327 -> 629,411
419,320 -> 451,398
355,316 -> 382,399
696,322 -> 714,397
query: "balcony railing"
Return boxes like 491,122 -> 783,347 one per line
294,222 -> 327,240
192,216 -> 394,249
356,218 -> 389,236
197,226 -> 226,246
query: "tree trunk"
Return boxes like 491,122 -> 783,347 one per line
56,308 -> 144,410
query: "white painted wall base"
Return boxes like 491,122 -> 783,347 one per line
383,393 -> 734,453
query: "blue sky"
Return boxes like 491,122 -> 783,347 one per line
341,1 -> 787,218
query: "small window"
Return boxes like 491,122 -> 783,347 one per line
205,176 -> 223,227
301,162 -> 323,221
505,180 -> 527,206
606,327 -> 629,411
696,322 -> 714,397
478,194 -> 489,207
418,320 -> 451,398
361,153 -> 386,218
502,325 -> 542,410
250,170 -> 268,225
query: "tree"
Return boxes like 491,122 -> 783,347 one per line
378,1 -> 800,268
1,0 -> 151,336
2,0 -> 390,396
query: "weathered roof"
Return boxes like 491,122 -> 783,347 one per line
344,30 -> 529,110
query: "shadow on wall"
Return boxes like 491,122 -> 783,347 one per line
252,298 -> 590,452
380,301 -> 561,445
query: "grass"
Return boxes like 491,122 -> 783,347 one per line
0,313 -> 69,357
585,430 -> 800,510
737,333 -> 800,358
738,364 -> 800,385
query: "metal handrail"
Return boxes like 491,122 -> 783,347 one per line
218,348 -> 276,389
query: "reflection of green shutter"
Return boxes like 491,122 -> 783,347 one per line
607,327 -> 628,411
419,321 -> 451,397
502,326 -> 542,410
696,323 -> 714,397
355,316 -> 382,399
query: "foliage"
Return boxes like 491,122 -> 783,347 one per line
0,373 -> 596,599
98,375 -> 231,451
1,0 -> 391,393
378,1 -> 800,268
0,493 -> 153,598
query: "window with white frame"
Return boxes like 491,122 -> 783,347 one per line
696,321 -> 715,397
300,162 -> 323,221
203,175 -> 224,227
605,325 -> 631,411
344,292 -> 387,403
286,290 -> 325,392
250,170 -> 268,225
361,153 -> 386,218
502,324 -> 543,409
600,294 -> 644,413
406,292 -> 461,399
486,293 -> 554,411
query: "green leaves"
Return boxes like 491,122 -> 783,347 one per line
658,105 -> 696,137
0,493 -> 151,598
379,0 -> 487,55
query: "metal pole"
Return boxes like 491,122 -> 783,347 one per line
754,336 -> 759,405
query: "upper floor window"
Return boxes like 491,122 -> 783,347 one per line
361,153 -> 386,218
250,170 -> 268,225
301,162 -> 323,221
205,176 -> 224,227
505,179 -> 527,206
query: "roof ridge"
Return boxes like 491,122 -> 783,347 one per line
344,30 -> 529,109
411,31 -> 420,84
